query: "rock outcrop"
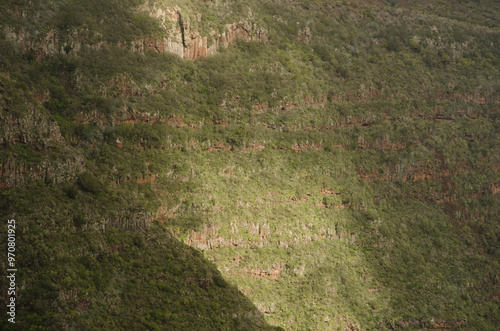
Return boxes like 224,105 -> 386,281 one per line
0,88 -> 85,188
5,5 -> 267,61
0,153 -> 84,189
0,106 -> 64,150
135,19 -> 267,59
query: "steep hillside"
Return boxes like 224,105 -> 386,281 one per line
1,0 -> 499,329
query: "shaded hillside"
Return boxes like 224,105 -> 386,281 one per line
1,0 -> 499,329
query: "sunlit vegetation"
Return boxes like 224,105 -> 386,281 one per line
0,0 -> 498,329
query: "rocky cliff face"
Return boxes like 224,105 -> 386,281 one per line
0,105 -> 63,149
0,152 -> 84,189
141,5 -> 267,59
5,5 -> 267,60
0,86 -> 84,188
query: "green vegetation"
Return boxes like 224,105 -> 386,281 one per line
0,183 -> 274,329
0,0 -> 498,329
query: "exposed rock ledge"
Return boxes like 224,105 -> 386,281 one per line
4,6 -> 267,61
0,104 -> 85,189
